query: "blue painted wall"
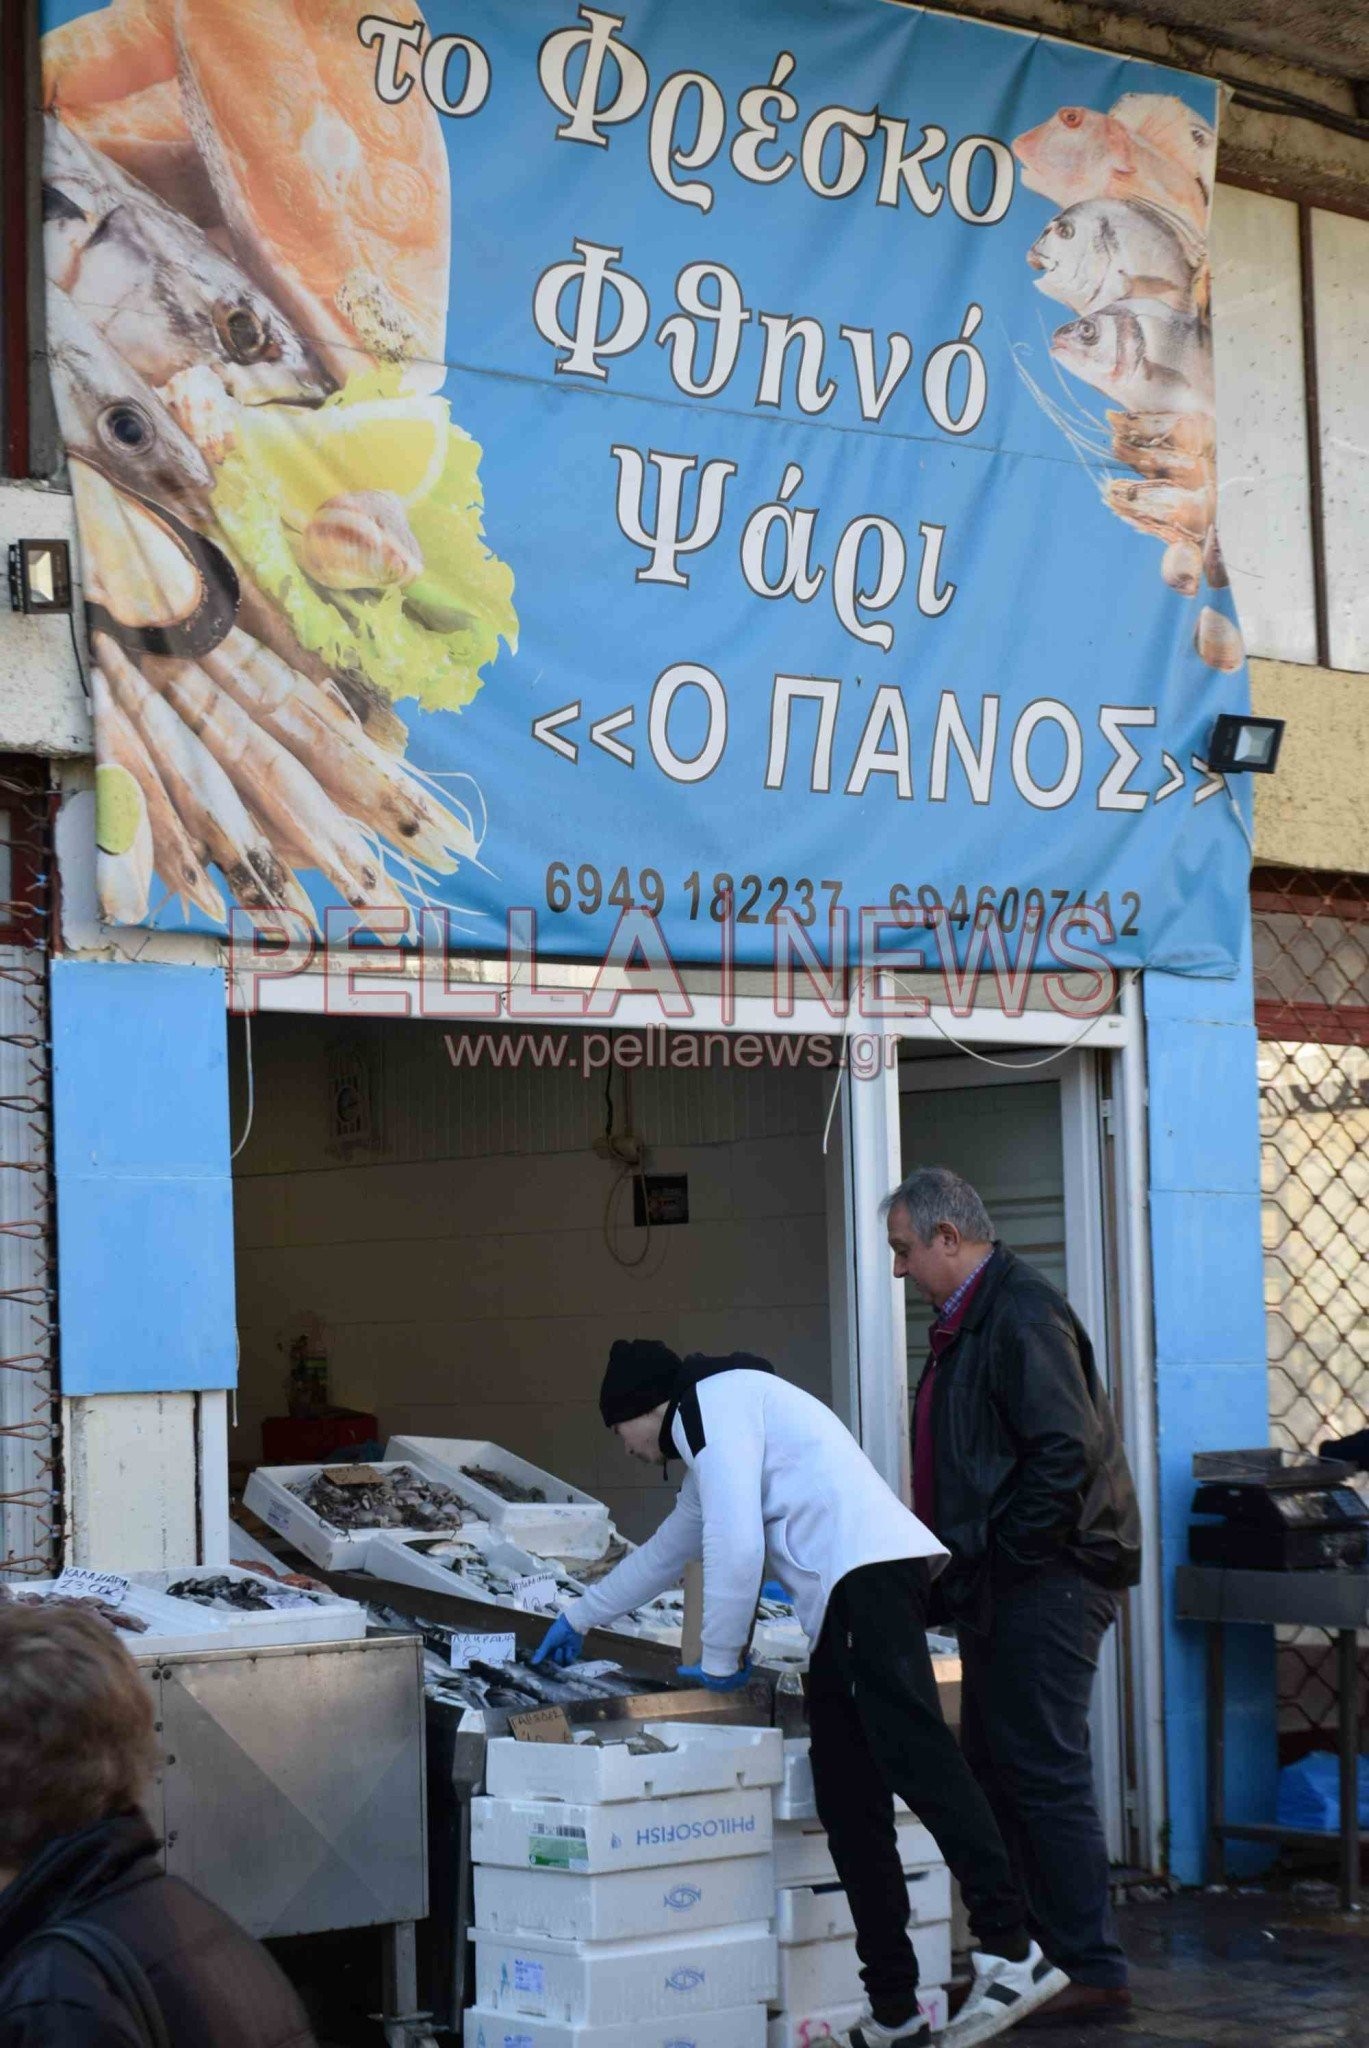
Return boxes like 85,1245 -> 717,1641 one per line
52,959 -> 236,1394
1146,941 -> 1277,1882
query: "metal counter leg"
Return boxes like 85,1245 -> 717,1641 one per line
379,1920 -> 437,2048
1337,1629 -> 1360,1914
1205,1622 -> 1226,1887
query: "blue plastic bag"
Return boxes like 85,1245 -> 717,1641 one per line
1276,1751 -> 1369,1831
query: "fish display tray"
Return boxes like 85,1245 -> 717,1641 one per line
775,1867 -> 952,1946
472,1789 -> 774,1876
486,1724 -> 783,1806
465,2001 -> 769,2048
766,1986 -> 949,2047
129,1565 -> 367,1646
243,1460 -> 466,1570
773,1815 -> 938,1890
472,1922 -> 778,2025
18,1577 -> 228,1657
474,1853 -> 776,1945
364,1526 -> 568,1610
775,1923 -> 951,2015
387,1436 -> 611,1561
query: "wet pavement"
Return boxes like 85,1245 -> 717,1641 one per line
289,1880 -> 1369,2044
1042,1885 -> 1369,2048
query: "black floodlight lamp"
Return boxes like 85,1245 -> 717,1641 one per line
8,538 -> 73,615
1207,713 -> 1285,775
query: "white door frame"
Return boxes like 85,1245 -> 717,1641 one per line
843,1006 -> 1164,1872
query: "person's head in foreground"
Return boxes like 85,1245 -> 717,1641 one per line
0,1597 -> 317,2047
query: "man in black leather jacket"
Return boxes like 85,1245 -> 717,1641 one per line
0,1600 -> 316,2048
885,1167 -> 1141,2031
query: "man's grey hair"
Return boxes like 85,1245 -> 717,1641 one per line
881,1167 -> 994,1245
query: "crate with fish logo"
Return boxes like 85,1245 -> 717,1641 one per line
472,1788 -> 775,1877
485,1724 -> 783,1806
766,1985 -> 949,2048
386,1435 -> 612,1561
474,1852 -> 776,1944
776,1920 -> 951,2016
463,2001 -> 768,2048
243,1459 -> 468,1569
473,1922 -> 778,2025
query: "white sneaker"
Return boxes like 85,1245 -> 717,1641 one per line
939,1943 -> 1069,2045
847,2011 -> 932,2046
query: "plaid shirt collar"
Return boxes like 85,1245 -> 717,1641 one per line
934,1248 -> 995,1330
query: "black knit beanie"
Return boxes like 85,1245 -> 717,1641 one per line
599,1338 -> 682,1427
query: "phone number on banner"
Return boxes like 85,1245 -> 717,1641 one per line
543,865 -> 1140,936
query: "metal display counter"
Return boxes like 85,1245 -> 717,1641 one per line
138,1629 -> 435,2045
1176,1563 -> 1369,1910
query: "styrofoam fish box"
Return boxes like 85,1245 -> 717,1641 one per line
473,1922 -> 778,2024
767,1986 -> 948,2047
388,1436 -> 611,1561
129,1566 -> 367,1647
486,1724 -> 783,1805
474,1853 -> 776,1944
465,2002 -> 768,2048
243,1461 -> 465,1570
775,1736 -> 949,1823
365,1526 -> 557,1606
473,1789 -> 773,1876
776,1866 -> 952,1946
776,1922 -> 950,2015
773,1815 -> 938,1889
18,1578 -> 225,1658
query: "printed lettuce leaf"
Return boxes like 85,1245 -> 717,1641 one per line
211,384 -> 517,714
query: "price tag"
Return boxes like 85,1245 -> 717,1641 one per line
52,1569 -> 129,1606
323,1464 -> 383,1487
449,1630 -> 516,1670
511,1574 -> 558,1614
260,1587 -> 318,1612
510,1705 -> 573,1744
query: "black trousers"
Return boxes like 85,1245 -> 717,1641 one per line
959,1562 -> 1127,1989
807,1559 -> 1029,2025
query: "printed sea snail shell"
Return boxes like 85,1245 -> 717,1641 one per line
294,490 -> 423,591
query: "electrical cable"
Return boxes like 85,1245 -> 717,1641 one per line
230,1007 -> 255,1161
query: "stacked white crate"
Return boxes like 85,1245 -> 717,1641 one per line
466,1722 -> 783,2048
768,1741 -> 952,2046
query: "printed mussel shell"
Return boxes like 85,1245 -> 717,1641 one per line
82,484 -> 240,661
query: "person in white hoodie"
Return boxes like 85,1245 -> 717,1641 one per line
534,1341 -> 1067,2048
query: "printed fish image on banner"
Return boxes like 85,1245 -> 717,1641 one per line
1010,93 -> 1241,675
40,0 -> 1253,977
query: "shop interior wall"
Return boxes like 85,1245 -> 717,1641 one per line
228,1018 -> 833,1540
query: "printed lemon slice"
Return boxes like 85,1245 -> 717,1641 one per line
237,397 -> 449,530
95,764 -> 146,858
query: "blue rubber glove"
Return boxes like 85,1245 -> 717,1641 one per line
532,1614 -> 584,1669
676,1660 -> 753,1692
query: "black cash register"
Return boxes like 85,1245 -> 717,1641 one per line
1188,1447 -> 1369,1572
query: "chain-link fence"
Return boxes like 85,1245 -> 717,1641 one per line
0,759 -> 57,1578
1252,864 -> 1369,1749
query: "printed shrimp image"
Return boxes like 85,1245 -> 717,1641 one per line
1012,90 -> 1243,674
41,0 -> 517,936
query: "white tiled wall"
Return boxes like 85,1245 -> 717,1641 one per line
231,1018 -> 834,1540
